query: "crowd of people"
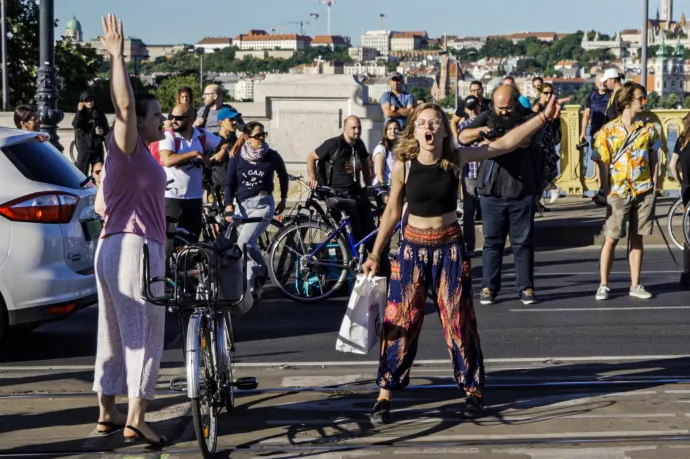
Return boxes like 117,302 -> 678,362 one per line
6,13 -> 689,442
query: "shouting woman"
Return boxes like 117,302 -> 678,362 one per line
362,97 -> 561,424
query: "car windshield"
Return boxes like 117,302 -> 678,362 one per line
1,139 -> 86,190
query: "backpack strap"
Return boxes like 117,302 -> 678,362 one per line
196,128 -> 207,152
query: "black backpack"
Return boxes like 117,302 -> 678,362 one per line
317,141 -> 344,186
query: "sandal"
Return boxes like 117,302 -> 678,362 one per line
96,421 -> 125,435
123,425 -> 168,447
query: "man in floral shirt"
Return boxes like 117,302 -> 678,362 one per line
593,82 -> 660,301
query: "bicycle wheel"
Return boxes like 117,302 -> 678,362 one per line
219,310 -> 235,413
683,205 -> 690,246
667,197 -> 685,250
267,221 -> 351,303
189,314 -> 218,458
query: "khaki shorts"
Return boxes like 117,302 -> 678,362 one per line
604,191 -> 655,240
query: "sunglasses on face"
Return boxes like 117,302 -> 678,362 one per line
247,132 -> 267,140
542,91 -> 553,96
172,115 -> 191,121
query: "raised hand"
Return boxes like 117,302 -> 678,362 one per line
98,14 -> 124,57
543,93 -> 562,121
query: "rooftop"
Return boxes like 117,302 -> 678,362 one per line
312,35 -> 348,45
196,36 -> 233,45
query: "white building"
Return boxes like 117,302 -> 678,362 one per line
390,31 -> 428,52
234,79 -> 256,101
195,36 -> 233,53
235,31 -> 311,51
361,30 -> 392,56
653,42 -> 685,98
349,46 -> 378,62
448,36 -> 486,51
343,62 -> 387,77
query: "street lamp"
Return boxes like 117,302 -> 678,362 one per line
641,0 -> 649,91
1,0 -> 8,112
34,0 -> 63,151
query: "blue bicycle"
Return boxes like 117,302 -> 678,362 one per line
266,185 -> 399,303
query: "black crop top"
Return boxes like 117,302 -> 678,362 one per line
405,159 -> 459,217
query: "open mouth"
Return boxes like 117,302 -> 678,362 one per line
424,131 -> 434,145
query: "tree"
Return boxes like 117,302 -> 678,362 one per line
153,74 -> 203,112
481,38 -> 514,58
683,95 -> 690,109
409,87 -> 432,103
54,38 -> 104,110
2,0 -> 39,106
662,93 -> 681,109
646,91 -> 662,109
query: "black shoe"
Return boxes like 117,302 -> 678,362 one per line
681,273 -> 690,288
520,288 -> 537,305
461,394 -> 484,419
123,425 -> 168,447
479,288 -> 496,305
370,399 -> 392,425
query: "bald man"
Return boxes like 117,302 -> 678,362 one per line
306,115 -> 378,256
580,73 -> 612,203
458,85 -> 544,306
195,84 -> 245,135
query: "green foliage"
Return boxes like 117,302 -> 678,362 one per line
55,38 -> 105,110
684,96 -> 690,109
153,74 -> 203,112
646,91 -> 662,109
480,38 -> 514,58
409,87 -> 432,103
0,0 -> 103,109
662,93 -> 681,109
436,92 -> 456,108
570,83 -> 596,107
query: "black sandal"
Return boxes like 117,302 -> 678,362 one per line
123,425 -> 168,447
96,421 -> 125,435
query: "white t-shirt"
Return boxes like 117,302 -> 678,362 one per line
159,128 -> 221,199
372,144 -> 395,185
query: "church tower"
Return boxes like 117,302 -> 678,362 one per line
661,0 -> 673,22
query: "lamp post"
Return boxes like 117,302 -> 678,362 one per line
1,0 -> 8,112
641,0 -> 649,91
35,0 -> 63,151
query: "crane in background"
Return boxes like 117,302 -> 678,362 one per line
379,13 -> 386,30
310,13 -> 320,36
271,26 -> 289,33
282,20 -> 310,35
314,0 -> 336,36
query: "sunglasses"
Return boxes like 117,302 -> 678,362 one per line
247,132 -> 268,140
171,115 -> 191,121
93,169 -> 102,175
542,91 -> 553,96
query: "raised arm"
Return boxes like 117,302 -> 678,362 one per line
458,96 -> 561,165
100,14 -> 137,155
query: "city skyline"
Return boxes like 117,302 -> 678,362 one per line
55,0 -> 690,47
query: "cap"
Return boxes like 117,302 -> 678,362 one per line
389,72 -> 403,81
217,107 -> 242,122
464,95 -> 479,110
600,68 -> 621,82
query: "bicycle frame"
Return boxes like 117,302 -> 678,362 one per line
304,214 -> 401,270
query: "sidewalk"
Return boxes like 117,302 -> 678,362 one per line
3,359 -> 690,457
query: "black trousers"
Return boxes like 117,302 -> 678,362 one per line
165,198 -> 203,241
462,177 -> 481,250
683,186 -> 690,275
75,148 -> 104,175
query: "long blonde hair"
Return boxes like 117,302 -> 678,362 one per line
394,102 -> 460,173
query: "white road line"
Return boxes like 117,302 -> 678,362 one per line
509,271 -> 682,276
513,306 -> 690,312
256,430 -> 690,444
4,355 -> 690,371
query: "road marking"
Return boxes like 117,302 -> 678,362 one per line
281,374 -> 371,387
509,271 -> 682,276
256,430 -> 690,445
513,306 -> 690,312
4,355 -> 690,371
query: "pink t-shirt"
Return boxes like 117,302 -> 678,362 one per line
101,135 -> 167,245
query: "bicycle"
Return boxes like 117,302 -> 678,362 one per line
683,199 -> 690,248
266,186 -> 400,303
141,216 -> 262,458
667,196 -> 686,250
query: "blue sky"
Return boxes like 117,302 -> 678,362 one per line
56,0 -> 690,46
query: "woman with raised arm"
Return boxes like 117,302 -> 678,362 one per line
92,14 -> 168,446
361,97 -> 561,425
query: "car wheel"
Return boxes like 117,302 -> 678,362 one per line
0,295 -> 8,343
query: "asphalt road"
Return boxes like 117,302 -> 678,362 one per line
1,247 -> 688,368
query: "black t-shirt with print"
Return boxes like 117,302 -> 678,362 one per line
315,135 -> 369,189
604,88 -> 621,124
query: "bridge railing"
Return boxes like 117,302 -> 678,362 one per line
556,105 -> 687,196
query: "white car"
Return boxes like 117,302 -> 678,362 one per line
0,127 -> 99,341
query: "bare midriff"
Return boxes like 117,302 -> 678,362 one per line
407,211 -> 457,230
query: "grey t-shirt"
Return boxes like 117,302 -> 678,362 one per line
197,106 -> 221,135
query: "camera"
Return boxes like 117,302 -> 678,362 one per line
576,140 -> 589,150
480,127 -> 506,141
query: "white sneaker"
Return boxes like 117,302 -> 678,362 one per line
595,285 -> 610,300
630,285 -> 652,299
549,189 -> 560,204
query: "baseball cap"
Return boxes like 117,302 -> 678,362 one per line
600,68 -> 621,82
217,107 -> 242,122
389,72 -> 403,81
464,95 -> 479,110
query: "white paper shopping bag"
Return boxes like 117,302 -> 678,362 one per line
335,274 -> 387,354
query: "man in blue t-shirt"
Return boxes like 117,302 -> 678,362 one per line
381,73 -> 415,128
580,73 -> 611,146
